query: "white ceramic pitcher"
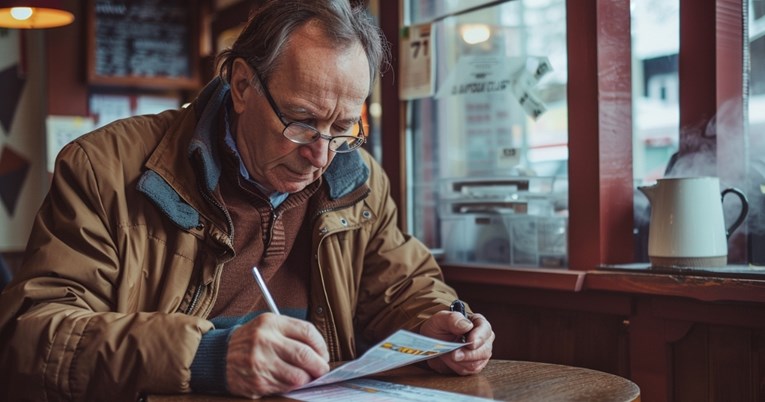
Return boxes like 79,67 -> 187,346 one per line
638,176 -> 748,268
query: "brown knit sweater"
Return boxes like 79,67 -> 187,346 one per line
208,142 -> 319,320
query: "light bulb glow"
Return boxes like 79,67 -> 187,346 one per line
10,7 -> 33,21
0,6 -> 74,29
460,24 -> 491,45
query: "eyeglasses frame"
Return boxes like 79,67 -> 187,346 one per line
250,68 -> 366,153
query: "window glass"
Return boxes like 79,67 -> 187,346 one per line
406,0 -> 569,267
632,0 -> 764,265
748,0 -> 765,264
407,0 -> 518,25
630,0 -> 680,261
631,0 -> 679,183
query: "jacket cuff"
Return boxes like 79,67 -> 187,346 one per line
190,326 -> 238,394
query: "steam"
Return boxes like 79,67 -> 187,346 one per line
635,98 -> 756,260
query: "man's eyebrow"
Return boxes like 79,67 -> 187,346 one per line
283,104 -> 361,125
283,104 -> 313,116
336,116 -> 362,126
293,109 -> 361,125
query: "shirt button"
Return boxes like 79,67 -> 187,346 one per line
362,210 -> 372,219
339,218 -> 348,226
316,306 -> 324,315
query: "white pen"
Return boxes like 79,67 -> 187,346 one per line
251,266 -> 281,315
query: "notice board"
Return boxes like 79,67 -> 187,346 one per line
87,0 -> 200,89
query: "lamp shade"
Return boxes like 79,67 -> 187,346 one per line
0,0 -> 74,29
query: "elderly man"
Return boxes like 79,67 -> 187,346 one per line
0,1 -> 494,400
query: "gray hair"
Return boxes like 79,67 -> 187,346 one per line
216,0 -> 389,95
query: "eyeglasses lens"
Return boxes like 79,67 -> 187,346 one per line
283,122 -> 364,153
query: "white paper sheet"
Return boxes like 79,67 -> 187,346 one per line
285,378 -> 494,402
293,329 -> 467,390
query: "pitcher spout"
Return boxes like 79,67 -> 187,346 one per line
638,183 -> 657,203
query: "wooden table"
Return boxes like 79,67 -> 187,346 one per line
148,360 -> 640,401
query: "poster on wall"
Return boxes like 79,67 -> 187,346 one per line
0,29 -> 48,251
45,116 -> 96,173
89,93 -> 180,128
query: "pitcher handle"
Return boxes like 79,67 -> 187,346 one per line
721,188 -> 749,238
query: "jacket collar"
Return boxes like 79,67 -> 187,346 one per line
138,77 -> 370,230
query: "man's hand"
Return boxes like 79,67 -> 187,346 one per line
419,310 -> 495,375
225,313 -> 330,398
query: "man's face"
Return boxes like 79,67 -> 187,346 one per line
229,21 -> 371,194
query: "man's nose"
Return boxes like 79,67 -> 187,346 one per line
299,137 -> 330,167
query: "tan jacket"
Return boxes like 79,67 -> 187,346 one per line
0,79 -> 457,401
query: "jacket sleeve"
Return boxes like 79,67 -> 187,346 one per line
0,141 -> 213,401
354,154 -> 459,342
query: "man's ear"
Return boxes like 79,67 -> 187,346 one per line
230,59 -> 254,114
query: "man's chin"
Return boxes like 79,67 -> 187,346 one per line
269,170 -> 320,193
274,178 -> 314,193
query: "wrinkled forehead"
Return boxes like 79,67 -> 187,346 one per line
274,23 -> 371,98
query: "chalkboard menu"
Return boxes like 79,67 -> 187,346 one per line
87,0 -> 200,89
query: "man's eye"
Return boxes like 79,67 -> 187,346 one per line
291,117 -> 310,125
291,118 -> 317,129
333,125 -> 351,133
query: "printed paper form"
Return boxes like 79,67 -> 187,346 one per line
293,329 -> 468,390
399,23 -> 435,100
286,378 -> 494,402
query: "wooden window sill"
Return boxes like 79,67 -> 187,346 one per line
441,263 -> 765,304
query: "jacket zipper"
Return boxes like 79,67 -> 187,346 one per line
199,185 -> 235,242
183,176 -> 235,317
312,187 -> 371,359
185,283 -> 204,315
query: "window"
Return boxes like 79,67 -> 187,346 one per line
405,0 -> 569,268
399,0 -> 760,269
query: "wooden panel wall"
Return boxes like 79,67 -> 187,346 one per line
450,279 -> 765,402
452,282 -> 632,378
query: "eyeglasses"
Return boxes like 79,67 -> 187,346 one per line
252,71 -> 366,153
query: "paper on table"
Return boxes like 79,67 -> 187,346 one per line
295,329 -> 468,390
286,378 -> 494,402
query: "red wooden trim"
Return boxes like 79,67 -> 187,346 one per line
378,2 -> 407,230
442,264 -> 585,292
628,299 -> 674,402
442,263 -> 765,304
566,0 -> 634,270
679,0 -> 717,156
585,270 -> 765,303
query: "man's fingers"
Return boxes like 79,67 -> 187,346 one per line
276,316 -> 330,361
276,337 -> 330,378
225,314 -> 330,398
260,356 -> 316,389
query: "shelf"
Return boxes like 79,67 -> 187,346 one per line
441,263 -> 765,304
441,263 -> 586,292
590,263 -> 765,303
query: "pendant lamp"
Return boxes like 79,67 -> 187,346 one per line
0,0 -> 74,29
